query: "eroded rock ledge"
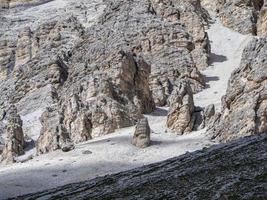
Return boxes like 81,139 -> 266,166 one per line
16,134 -> 267,200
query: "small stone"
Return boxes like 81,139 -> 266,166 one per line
61,142 -> 75,152
82,150 -> 92,155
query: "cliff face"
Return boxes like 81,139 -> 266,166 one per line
201,0 -> 266,35
0,0 -> 211,157
208,38 -> 267,142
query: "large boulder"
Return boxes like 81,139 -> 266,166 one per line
1,105 -> 25,164
167,81 -> 195,134
36,106 -> 70,154
208,38 -> 267,142
132,118 -> 151,148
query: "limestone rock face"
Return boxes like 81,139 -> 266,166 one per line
0,0 -> 210,154
208,38 -> 267,142
132,118 -> 150,148
167,81 -> 195,134
202,0 -> 265,35
257,1 -> 267,36
36,106 -> 70,154
1,105 -> 25,164
151,0 -> 211,70
0,0 -> 47,8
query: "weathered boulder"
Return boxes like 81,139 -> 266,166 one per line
203,104 -> 215,124
36,106 -> 70,154
208,38 -> 267,142
167,81 -> 195,134
1,105 -> 25,164
132,118 -> 151,148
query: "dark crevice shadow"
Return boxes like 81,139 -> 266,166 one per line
209,53 -> 227,65
149,107 -> 168,117
203,75 -> 220,89
24,139 -> 35,151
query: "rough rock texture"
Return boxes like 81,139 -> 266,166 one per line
166,81 -> 195,134
203,104 -> 215,125
0,105 -> 25,164
0,0 -> 48,8
208,38 -> 267,142
151,0 -> 211,70
202,0 -> 265,35
257,0 -> 267,36
132,118 -> 150,148
0,0 -> 210,155
36,106 -> 70,154
17,134 -> 267,199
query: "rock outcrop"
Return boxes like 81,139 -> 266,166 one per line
132,118 -> 150,148
151,0 -> 211,70
167,81 -> 195,134
201,0 -> 265,35
36,106 -> 70,154
1,105 -> 25,164
17,134 -> 267,199
208,38 -> 267,142
0,0 -> 48,8
0,0 -> 211,155
257,1 -> 267,36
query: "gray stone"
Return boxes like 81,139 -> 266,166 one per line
167,81 -> 195,134
132,118 -> 151,148
1,105 -> 25,164
207,38 -> 267,142
17,134 -> 267,199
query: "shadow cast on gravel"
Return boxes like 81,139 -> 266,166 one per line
209,53 -> 228,65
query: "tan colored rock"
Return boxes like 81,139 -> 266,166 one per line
36,106 -> 70,154
1,105 -> 25,164
15,27 -> 32,68
0,40 -> 16,80
167,81 -> 195,134
151,0 -> 210,70
132,118 -> 150,148
257,1 -> 267,36
0,0 -> 47,8
208,38 -> 267,142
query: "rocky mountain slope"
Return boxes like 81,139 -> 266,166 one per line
201,0 -> 267,36
16,134 -> 267,200
208,38 -> 267,142
0,0 -> 212,162
0,0 -> 266,199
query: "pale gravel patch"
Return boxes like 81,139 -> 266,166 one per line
194,16 -> 252,111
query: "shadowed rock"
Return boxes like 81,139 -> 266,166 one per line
16,134 -> 267,199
